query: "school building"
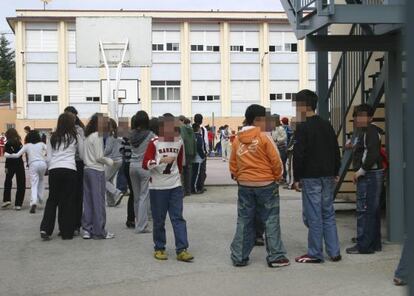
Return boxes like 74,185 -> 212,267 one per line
6,9 -> 326,133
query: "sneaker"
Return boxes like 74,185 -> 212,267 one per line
114,193 -> 125,207
126,221 -> 135,229
104,232 -> 115,239
268,257 -> 290,268
154,250 -> 168,260
330,255 -> 342,262
82,231 -> 91,240
176,250 -> 194,262
346,245 -> 361,254
255,237 -> 265,246
137,225 -> 152,234
295,254 -> 322,263
1,201 -> 11,208
29,205 -> 36,214
394,277 -> 407,286
73,229 -> 80,237
40,231 -> 50,241
14,206 -> 22,211
233,260 -> 249,267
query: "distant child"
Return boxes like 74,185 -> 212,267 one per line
5,130 -> 47,214
143,114 -> 194,262
2,128 -> 26,210
40,112 -> 84,240
82,113 -> 115,239
229,104 -> 289,268
191,123 -> 206,194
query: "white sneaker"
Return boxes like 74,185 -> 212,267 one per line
82,231 -> 91,240
14,206 -> 22,211
1,201 -> 11,208
104,232 -> 115,239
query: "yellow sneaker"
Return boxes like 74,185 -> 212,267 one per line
176,250 -> 194,262
154,250 -> 168,260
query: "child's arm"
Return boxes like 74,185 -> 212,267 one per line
77,134 -> 85,161
94,135 -> 113,166
4,144 -> 27,159
229,138 -> 238,179
46,141 -> 53,164
265,134 -> 283,181
177,144 -> 184,174
142,138 -> 158,170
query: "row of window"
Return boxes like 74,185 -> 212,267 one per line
28,94 -> 58,102
269,93 -> 297,101
192,95 -> 220,101
150,44 -> 297,53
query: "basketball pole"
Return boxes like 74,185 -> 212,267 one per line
99,41 -> 113,121
114,39 -> 129,121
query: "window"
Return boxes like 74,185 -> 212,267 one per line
206,45 -> 220,52
28,94 -> 42,102
269,45 -> 283,52
245,47 -> 259,52
43,95 -> 58,102
191,45 -> 204,51
192,95 -> 220,101
270,93 -> 283,101
285,93 -> 297,100
152,44 -> 164,51
230,45 -> 244,52
26,29 -> 58,52
86,97 -> 100,102
285,43 -> 298,52
151,81 -> 181,101
166,43 -> 180,51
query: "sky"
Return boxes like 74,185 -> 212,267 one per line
1,0 -> 283,34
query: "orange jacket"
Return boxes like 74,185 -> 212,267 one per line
229,127 -> 283,182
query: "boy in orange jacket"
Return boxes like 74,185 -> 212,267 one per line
229,104 -> 289,268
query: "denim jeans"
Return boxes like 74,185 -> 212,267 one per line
356,170 -> 383,253
301,177 -> 340,261
116,160 -> 128,193
394,238 -> 409,281
230,183 -> 287,264
150,186 -> 189,253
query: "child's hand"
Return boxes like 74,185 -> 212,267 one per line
160,156 -> 175,164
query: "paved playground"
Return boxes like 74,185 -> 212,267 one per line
0,159 -> 406,296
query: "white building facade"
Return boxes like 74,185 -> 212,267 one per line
7,10 -> 325,132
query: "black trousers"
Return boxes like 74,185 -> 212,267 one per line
3,163 -> 26,206
182,163 -> 192,194
191,162 -> 203,193
199,158 -> 207,190
124,162 -> 135,222
40,168 -> 77,239
74,161 -> 84,231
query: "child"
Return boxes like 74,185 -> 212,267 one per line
40,112 -> 84,240
142,114 -> 193,262
229,104 -> 289,268
104,118 -> 124,207
82,113 -> 115,239
191,123 -> 206,194
5,130 -> 47,214
2,128 -> 26,210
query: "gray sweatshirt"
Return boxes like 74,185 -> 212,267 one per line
84,132 -> 113,171
104,135 -> 123,162
130,129 -> 154,164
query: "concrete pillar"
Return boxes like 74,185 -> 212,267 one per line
220,22 -> 231,117
260,22 -> 270,108
385,51 -> 404,242
15,21 -> 26,120
140,67 -> 152,116
180,22 -> 191,117
58,21 -> 69,114
298,40 -> 309,90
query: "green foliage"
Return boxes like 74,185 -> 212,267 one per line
0,34 -> 16,95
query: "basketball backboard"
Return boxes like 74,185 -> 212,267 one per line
76,17 -> 152,68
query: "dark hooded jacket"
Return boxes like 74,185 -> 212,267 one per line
180,124 -> 196,165
130,129 -> 154,164
352,123 -> 384,172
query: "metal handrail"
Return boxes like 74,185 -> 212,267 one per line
325,24 -> 373,140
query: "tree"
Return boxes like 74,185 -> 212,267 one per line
0,34 -> 16,95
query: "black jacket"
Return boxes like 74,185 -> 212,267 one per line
5,141 -> 24,169
352,124 -> 383,172
293,115 -> 341,181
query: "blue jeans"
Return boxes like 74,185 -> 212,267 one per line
116,160 -> 128,193
150,186 -> 189,253
231,183 -> 287,264
356,170 -> 383,253
394,238 -> 408,281
301,177 -> 340,261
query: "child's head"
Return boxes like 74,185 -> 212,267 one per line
294,89 -> 318,122
159,114 -> 180,142
26,130 -> 42,144
149,117 -> 159,135
5,128 -> 21,145
192,123 -> 200,133
244,104 -> 266,131
353,104 -> 374,128
108,118 -> 118,137
194,114 -> 203,125
134,111 -> 149,130
85,113 -> 108,137
24,126 -> 31,134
